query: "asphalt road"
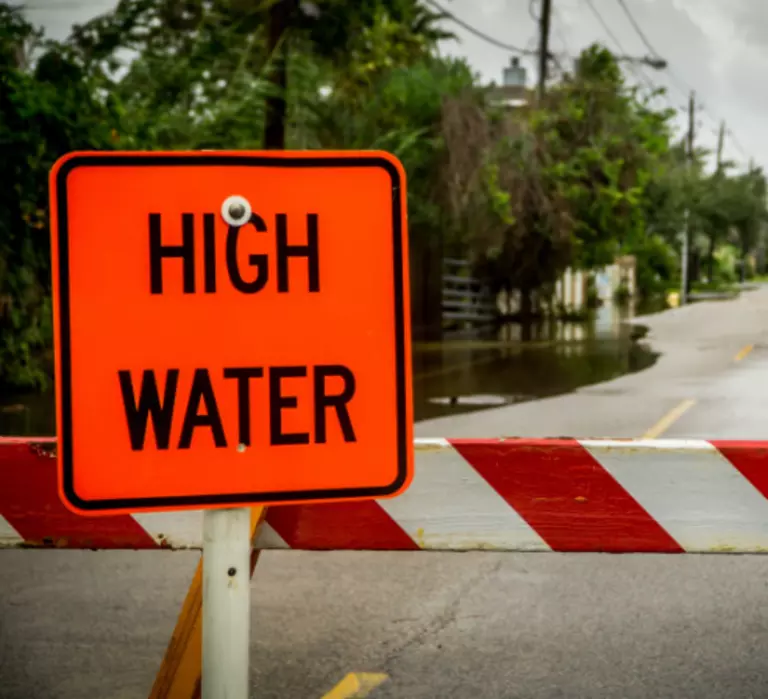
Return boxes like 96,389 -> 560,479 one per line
4,289 -> 768,699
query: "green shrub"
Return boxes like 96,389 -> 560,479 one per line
626,234 -> 678,298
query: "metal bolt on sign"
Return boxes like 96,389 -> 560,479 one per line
221,195 -> 251,226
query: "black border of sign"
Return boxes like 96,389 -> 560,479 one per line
55,153 -> 409,512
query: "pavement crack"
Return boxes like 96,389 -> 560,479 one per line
382,559 -> 503,667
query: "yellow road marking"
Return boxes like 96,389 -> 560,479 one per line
321,672 -> 389,699
734,344 -> 754,362
642,399 -> 696,439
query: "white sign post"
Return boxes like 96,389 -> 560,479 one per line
202,507 -> 252,699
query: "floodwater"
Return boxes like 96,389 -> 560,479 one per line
0,300 -> 661,436
413,300 -> 659,421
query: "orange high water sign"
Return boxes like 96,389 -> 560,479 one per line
49,151 -> 412,515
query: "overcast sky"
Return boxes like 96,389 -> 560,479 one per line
24,0 -> 766,172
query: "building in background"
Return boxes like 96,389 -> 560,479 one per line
594,256 -> 637,304
488,57 -> 533,109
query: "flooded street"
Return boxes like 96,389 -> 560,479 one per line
413,300 -> 659,421
0,301 -> 662,436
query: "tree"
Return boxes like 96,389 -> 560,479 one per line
64,0 -> 452,151
0,5 -> 121,389
550,47 -> 676,270
296,0 -> 451,89
3,3 -> 766,387
472,45 -> 680,310
732,167 -> 767,280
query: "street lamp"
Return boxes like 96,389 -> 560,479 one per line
615,54 -> 667,70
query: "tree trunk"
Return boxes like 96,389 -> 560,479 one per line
519,286 -> 533,321
742,241 -> 749,283
707,235 -> 715,283
264,0 -> 298,149
690,250 -> 700,286
407,235 -> 443,342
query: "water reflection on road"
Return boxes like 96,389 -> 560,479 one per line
413,301 -> 659,422
0,301 -> 661,436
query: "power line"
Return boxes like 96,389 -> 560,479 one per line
552,8 -> 572,56
524,27 -> 539,55
613,0 -> 749,162
726,128 -> 749,160
610,1 -> 689,102
615,0 -> 660,59
612,0 -> 692,102
427,0 -> 651,81
584,0 -> 626,56
545,6 -> 576,76
424,0 -> 536,56
664,70 -> 694,101
427,0 -> 750,164
697,102 -> 747,158
581,0 -> 657,93
582,0 -> 644,87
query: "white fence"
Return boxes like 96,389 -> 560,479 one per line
441,259 -> 497,329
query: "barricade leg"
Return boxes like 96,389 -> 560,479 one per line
149,507 -> 266,699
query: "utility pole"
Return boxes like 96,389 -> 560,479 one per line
681,90 -> 695,305
687,91 -> 695,166
264,0 -> 298,149
716,120 -> 725,171
706,120 -> 726,284
744,157 -> 757,282
537,0 -> 552,101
